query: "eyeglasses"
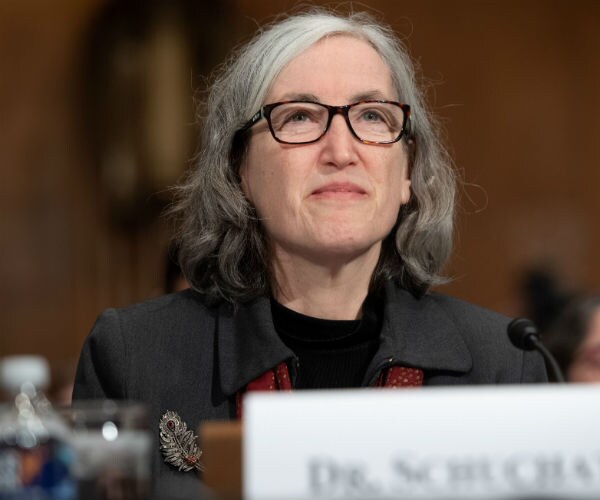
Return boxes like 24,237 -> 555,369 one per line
237,100 -> 411,145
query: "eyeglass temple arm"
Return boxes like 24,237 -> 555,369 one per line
403,113 -> 414,141
238,109 -> 265,133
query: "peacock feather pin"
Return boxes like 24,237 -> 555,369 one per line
159,410 -> 204,472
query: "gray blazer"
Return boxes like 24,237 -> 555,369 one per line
73,281 -> 547,492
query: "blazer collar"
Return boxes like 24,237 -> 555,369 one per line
217,283 -> 472,396
217,297 -> 294,397
373,282 -> 472,374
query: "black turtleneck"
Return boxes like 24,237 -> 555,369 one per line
270,294 -> 383,389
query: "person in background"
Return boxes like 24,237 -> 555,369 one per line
519,267 -> 573,334
544,295 -> 600,383
72,8 -> 547,491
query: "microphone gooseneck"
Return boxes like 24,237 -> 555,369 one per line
507,318 -> 566,383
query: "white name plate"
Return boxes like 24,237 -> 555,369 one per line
243,385 -> 600,499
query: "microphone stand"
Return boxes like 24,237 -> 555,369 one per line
507,317 -> 566,383
528,336 -> 565,383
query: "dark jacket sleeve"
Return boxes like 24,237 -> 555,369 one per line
72,308 -> 129,400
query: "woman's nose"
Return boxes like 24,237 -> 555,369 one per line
319,114 -> 359,168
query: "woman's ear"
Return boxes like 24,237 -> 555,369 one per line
239,160 -> 253,203
400,178 -> 411,206
399,151 -> 412,205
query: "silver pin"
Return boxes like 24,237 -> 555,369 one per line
159,410 -> 203,472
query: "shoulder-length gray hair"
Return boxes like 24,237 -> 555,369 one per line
172,9 -> 456,304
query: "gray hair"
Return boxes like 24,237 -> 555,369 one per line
172,9 -> 456,303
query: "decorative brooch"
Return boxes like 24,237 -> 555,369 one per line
159,410 -> 204,472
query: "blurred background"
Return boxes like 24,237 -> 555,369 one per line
1,0 -> 598,391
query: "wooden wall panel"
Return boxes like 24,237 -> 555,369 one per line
0,1 -> 171,366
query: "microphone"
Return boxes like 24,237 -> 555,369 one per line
507,318 -> 565,383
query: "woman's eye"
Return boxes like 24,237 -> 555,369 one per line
362,110 -> 384,122
287,112 -> 309,122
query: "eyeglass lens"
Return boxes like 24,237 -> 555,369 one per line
268,102 -> 405,144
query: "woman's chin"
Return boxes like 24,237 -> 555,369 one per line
294,237 -> 383,264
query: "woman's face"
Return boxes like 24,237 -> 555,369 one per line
568,308 -> 600,383
240,35 -> 411,264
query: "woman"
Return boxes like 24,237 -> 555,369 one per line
73,9 -> 547,490
545,295 -> 600,382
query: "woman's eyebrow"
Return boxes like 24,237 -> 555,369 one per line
274,90 -> 390,104
350,90 -> 389,102
276,92 -> 320,102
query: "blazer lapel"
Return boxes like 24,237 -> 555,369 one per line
216,297 -> 294,397
366,283 -> 473,380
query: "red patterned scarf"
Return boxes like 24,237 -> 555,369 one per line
236,362 -> 423,418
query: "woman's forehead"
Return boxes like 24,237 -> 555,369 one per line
265,35 -> 396,103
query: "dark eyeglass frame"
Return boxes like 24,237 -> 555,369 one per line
237,100 -> 412,145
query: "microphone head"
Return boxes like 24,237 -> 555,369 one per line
507,318 -> 540,351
